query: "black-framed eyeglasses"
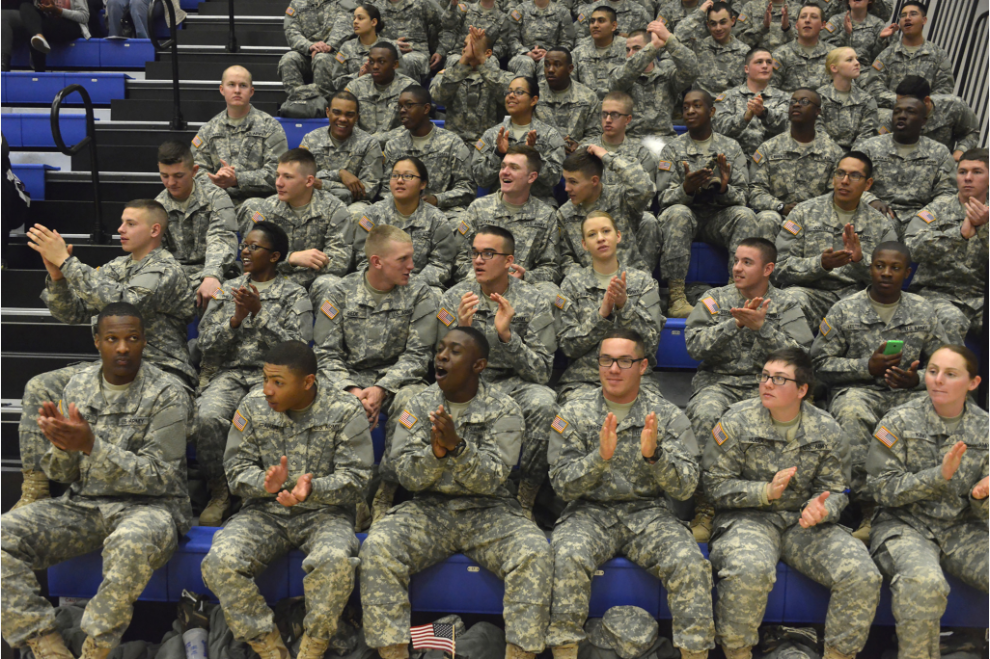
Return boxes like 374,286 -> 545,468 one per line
760,373 -> 800,386
471,249 -> 511,261
790,98 -> 820,107
833,169 -> 867,182
600,111 -> 630,121
239,243 -> 272,253
598,356 -> 648,369
505,88 -> 531,97
390,172 -> 422,181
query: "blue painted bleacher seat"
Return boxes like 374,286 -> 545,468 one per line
10,38 -> 154,70
10,163 -> 59,200
657,319 -> 698,369
2,72 -> 130,106
5,113 -> 94,149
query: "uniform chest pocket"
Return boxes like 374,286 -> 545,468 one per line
805,229 -> 839,253
904,434 -> 939,472
741,441 -> 778,481
794,445 -> 828,482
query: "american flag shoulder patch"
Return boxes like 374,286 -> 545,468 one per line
252,211 -> 265,223
285,6 -> 295,15
458,2 -> 467,10
658,160 -> 672,171
551,415 -> 568,434
872,59 -> 884,72
457,220 -> 470,235
752,150 -> 764,164
772,59 -> 780,70
819,317 -> 832,336
191,135 -> 203,148
878,125 -> 890,135
510,8 -> 521,20
782,219 -> 801,236
358,215 -> 375,232
437,307 -> 455,327
211,287 -> 224,300
554,294 -> 567,310
577,12 -> 585,21
874,425 -> 899,448
737,12 -> 747,22
320,299 -> 339,320
474,138 -> 486,151
916,209 -> 936,224
702,296 -> 719,315
715,93 -> 726,102
824,20 -> 836,32
398,409 -> 418,430
335,51 -> 346,64
712,421 -> 729,446
232,410 -> 248,431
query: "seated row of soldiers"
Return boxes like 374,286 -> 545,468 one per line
2,301 -> 986,659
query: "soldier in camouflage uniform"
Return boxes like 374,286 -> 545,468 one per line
352,157 -> 458,294
657,90 -> 760,317
383,86 -> 475,219
2,304 -> 192,659
344,43 -> 418,147
311,226 -> 437,521
328,5 -> 401,89
749,88 -> 846,238
770,5 -> 830,92
547,328 -> 714,659
734,0 -> 802,51
712,49 -> 789,158
192,222 -> 315,526
579,91 -> 660,186
816,46 -> 879,150
824,0 -> 892,21
454,146 -> 561,296
556,212 -> 664,402
704,347 -> 881,659
675,2 -> 751,97
299,91 -> 385,214
377,0 -> 442,80
773,153 -> 898,324
608,22 -> 697,138
866,345 -> 989,659
810,242 -> 947,519
437,226 -> 558,515
861,2 -> 954,109
279,0 -> 338,99
13,202 -> 197,511
875,77 -> 981,160
536,48 -> 603,152
472,77 -> 567,206
571,7 -> 626,99
360,327 -> 552,659
505,0 -> 576,77
237,149 -> 353,289
655,0 -> 703,32
201,341 -> 373,659
574,0 -> 651,39
904,149 -> 989,344
855,96 -> 958,239
820,2 -> 891,68
439,0 -> 510,65
191,66 -> 288,207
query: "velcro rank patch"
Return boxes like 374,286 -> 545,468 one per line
658,160 -> 672,171
577,12 -> 585,21
191,135 -> 203,148
782,219 -> 801,236
232,410 -> 248,431
554,294 -> 567,310
712,421 -> 729,446
321,300 -> 339,320
551,415 -> 568,434
878,125 -> 890,135
437,307 -> 455,327
916,210 -> 936,224
874,425 -> 899,448
819,317 -> 832,336
702,297 -> 719,315
358,215 -> 375,232
398,409 -> 418,429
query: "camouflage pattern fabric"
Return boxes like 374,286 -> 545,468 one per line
572,38 -> 627,99
770,40 -> 830,93
472,116 -> 567,205
377,0 -> 442,79
712,83 -> 789,158
156,179 -> 238,285
734,0 -> 802,51
505,1 -> 577,77
329,36 -> 402,90
535,78 -> 603,145
862,39 -> 955,109
439,1 -> 510,59
676,9 -> 751,97
574,0 -> 651,39
815,81 -> 878,150
876,95 -> 982,156
430,60 -> 514,145
820,11 -> 890,68
299,125 -> 385,205
383,126 -> 476,211
344,73 -> 420,147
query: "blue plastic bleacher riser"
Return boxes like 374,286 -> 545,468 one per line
10,39 -> 154,70
1,72 -> 130,106
10,163 -> 59,200
47,549 -> 169,602
658,319 -> 698,369
5,113 -> 92,149
687,243 -> 729,286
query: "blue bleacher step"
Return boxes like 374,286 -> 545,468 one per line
11,164 -> 60,200
2,72 -> 130,106
9,38 -> 155,70
4,113 -> 96,149
658,319 -> 698,370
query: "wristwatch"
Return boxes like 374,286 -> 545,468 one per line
448,439 -> 467,458
776,202 -> 786,214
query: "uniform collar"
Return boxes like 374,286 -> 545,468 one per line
437,381 -> 493,425
79,362 -> 152,417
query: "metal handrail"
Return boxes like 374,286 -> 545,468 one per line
50,84 -> 106,244
226,0 -> 238,53
148,0 -> 186,130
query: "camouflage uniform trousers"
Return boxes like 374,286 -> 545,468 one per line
754,210 -> 785,242
278,50 -> 336,99
710,512 -> 881,653
507,54 -> 542,79
17,363 -> 85,471
547,505 -> 714,652
829,387 -> 915,499
194,370 -> 257,485
1,498 -> 177,648
490,377 -> 556,491
201,507 -> 359,642
685,381 -> 758,453
871,519 -> 989,659
360,497 -> 552,652
658,205 -> 759,281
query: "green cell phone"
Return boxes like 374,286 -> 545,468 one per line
883,340 -> 904,355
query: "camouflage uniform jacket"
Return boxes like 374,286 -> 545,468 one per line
454,191 -> 560,283
676,9 -> 751,96
313,269 -> 437,392
712,83 -> 789,157
352,198 -> 458,287
472,116 -> 567,203
299,125 -> 385,204
430,59 -> 513,144
866,397 -> 989,547
854,134 -> 958,219
548,388 -> 701,532
284,0 -> 336,54
191,106 -> 288,200
774,192 -> 897,292
506,0 -> 576,55
329,35 -> 402,89
686,282 -> 813,390
771,39 -> 830,93
556,264 -> 664,388
656,0 -> 705,32
344,73 -> 419,146
579,134 -> 659,188
42,247 -> 197,386
571,37 -> 626,99
535,78 -> 603,143
734,0 -> 802,51
863,39 -> 956,109
390,381 -> 526,506
41,361 -> 193,535
383,126 -> 475,210
878,95 -> 981,156
250,189 -> 353,286
197,274 -> 315,386
607,35 -> 698,138
440,1 -> 510,57
223,387 -> 373,518
437,277 -> 557,384
824,0 -> 892,20
749,130 -> 845,211
904,195 -> 989,306
377,0 -> 441,54
702,398 -> 848,528
574,0 -> 651,38
656,130 -> 750,212
810,288 -> 947,392
820,11 -> 889,67
325,0 -> 364,50
815,81 -> 878,150
155,179 -> 238,284
556,153 -> 655,277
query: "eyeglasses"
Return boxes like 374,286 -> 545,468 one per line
390,172 -> 422,181
239,243 -> 272,253
760,373 -> 800,386
471,249 -> 510,261
505,88 -> 531,97
598,356 -> 648,369
790,98 -> 821,107
600,111 -> 630,121
833,169 -> 867,182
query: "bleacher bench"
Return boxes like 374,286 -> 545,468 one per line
4,113 -> 94,149
10,163 -> 60,200
9,39 -> 155,70
2,72 -> 130,106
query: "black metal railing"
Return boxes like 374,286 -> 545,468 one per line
226,0 -> 238,53
148,0 -> 186,130
50,84 -> 106,244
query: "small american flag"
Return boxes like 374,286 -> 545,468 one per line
398,409 -> 418,430
874,426 -> 899,449
410,622 -> 455,653
551,415 -> 568,434
437,307 -> 456,327
712,422 -> 729,446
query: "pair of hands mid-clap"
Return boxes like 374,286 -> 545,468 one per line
264,455 -> 312,507
939,441 -> 989,499
821,223 -> 864,271
682,154 -> 731,196
764,467 -> 830,528
598,411 -> 659,464
458,290 -> 515,343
